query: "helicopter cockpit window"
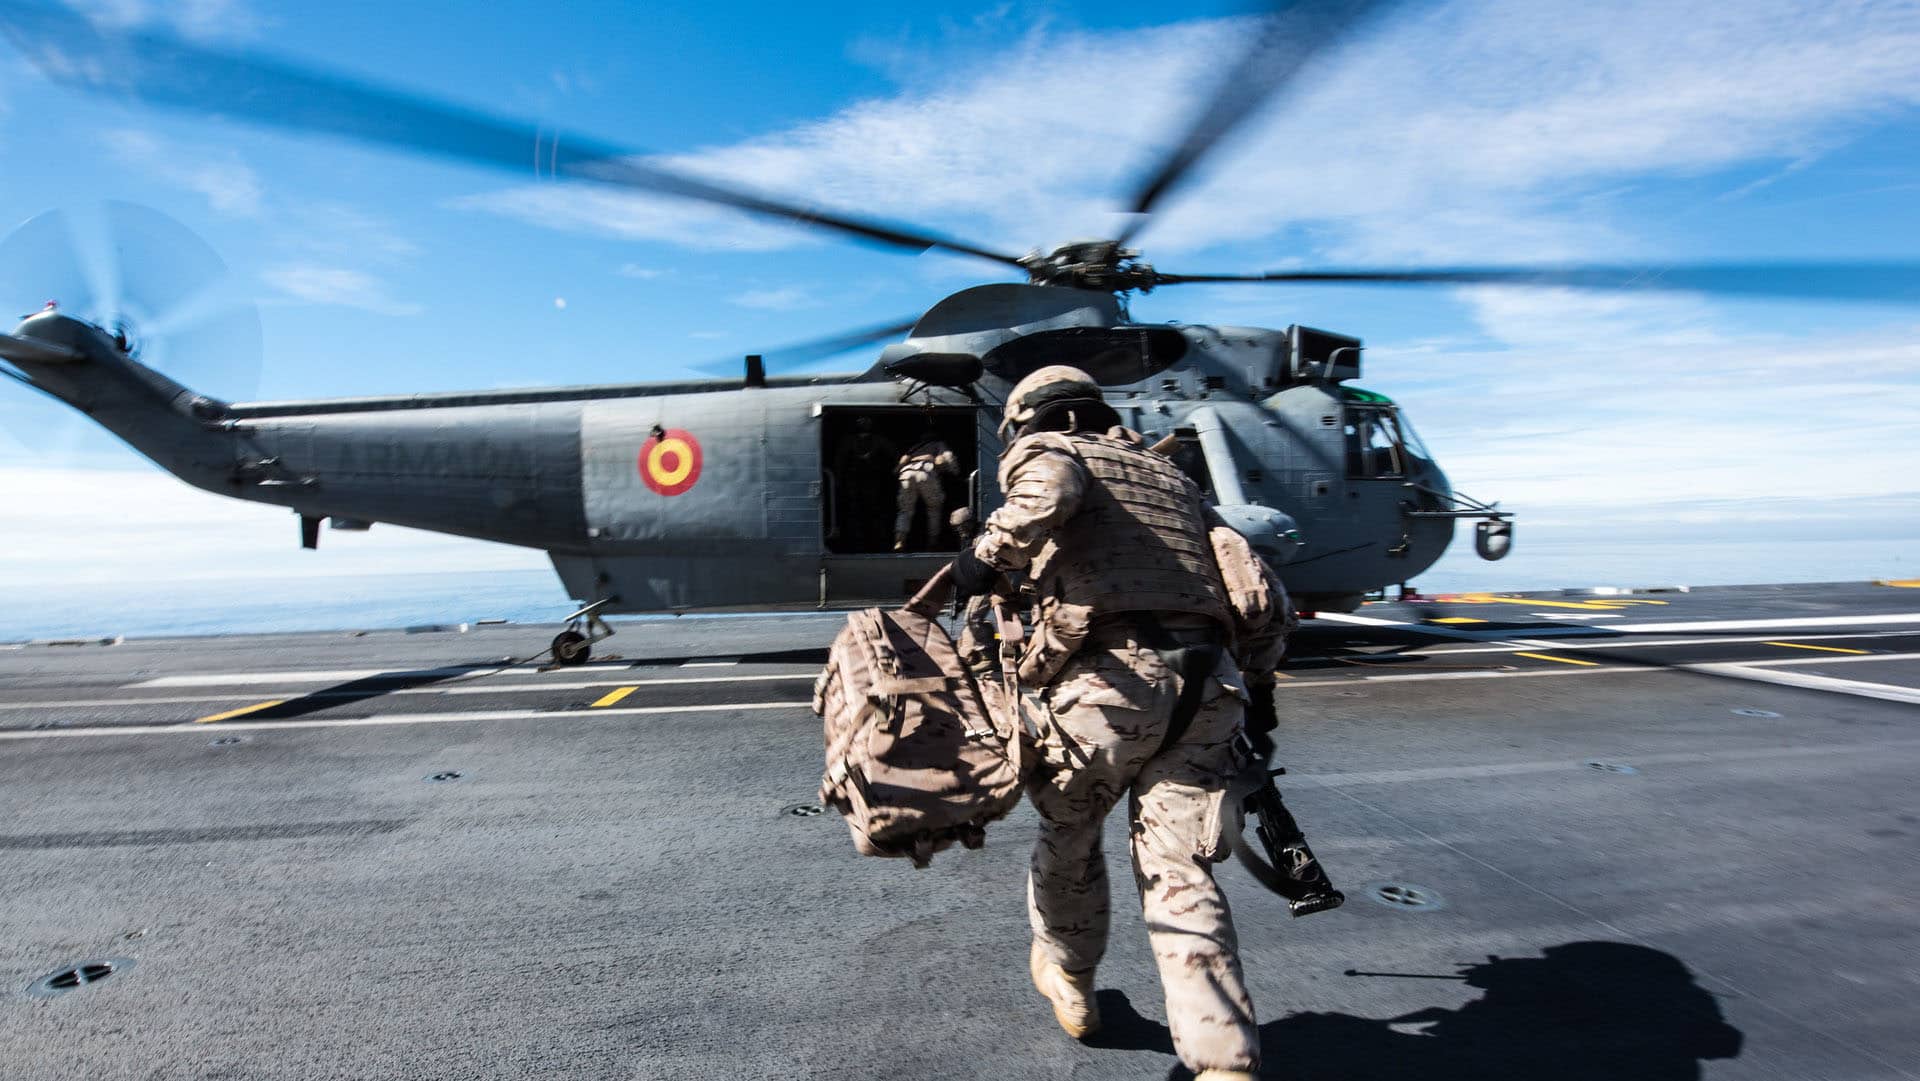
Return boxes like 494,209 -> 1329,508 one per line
1345,407 -> 1409,478
982,326 -> 1189,387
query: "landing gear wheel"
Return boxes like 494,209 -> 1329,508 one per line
551,630 -> 590,666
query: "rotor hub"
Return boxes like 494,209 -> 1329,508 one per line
1019,241 -> 1160,293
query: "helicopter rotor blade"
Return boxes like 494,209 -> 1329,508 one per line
1117,0 -> 1395,245
0,5 -> 1029,272
1150,261 -> 1920,304
691,316 -> 920,377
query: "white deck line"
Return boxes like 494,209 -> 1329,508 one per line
0,672 -> 817,711
1681,664 -> 1920,707
0,700 -> 814,740
1416,629 -> 1919,657
1606,613 -> 1920,633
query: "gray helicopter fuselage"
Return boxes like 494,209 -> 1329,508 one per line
5,285 -> 1480,615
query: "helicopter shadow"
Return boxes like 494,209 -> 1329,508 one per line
1100,940 -> 1743,1081
228,667 -> 477,722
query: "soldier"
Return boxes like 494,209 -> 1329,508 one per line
893,433 -> 961,551
951,365 -> 1267,1081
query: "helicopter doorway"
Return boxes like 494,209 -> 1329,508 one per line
817,404 -> 981,605
819,406 -> 979,557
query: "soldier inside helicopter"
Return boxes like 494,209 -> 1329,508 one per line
821,409 -> 979,555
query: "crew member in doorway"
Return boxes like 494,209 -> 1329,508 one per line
893,434 -> 960,551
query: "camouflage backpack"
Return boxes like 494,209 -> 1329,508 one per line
813,571 -> 1028,867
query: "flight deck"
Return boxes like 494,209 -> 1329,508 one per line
2,581 -> 1917,1079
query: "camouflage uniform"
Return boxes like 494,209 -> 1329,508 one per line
975,424 -> 1262,1075
893,438 -> 960,550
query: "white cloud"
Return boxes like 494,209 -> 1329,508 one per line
260,265 -> 423,316
63,0 -> 261,40
616,263 -> 668,280
104,128 -> 264,217
729,286 -> 817,311
1375,313 -> 1920,514
279,201 -> 423,263
454,0 -> 1920,267
0,465 -> 545,586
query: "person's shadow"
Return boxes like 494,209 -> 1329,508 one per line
1090,940 -> 1744,1081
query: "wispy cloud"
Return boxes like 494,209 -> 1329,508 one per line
616,263 -> 668,280
260,265 -> 424,316
63,0 -> 261,40
103,128 -> 264,217
1376,312 -> 1920,513
0,465 -> 544,587
278,201 -> 423,263
454,0 -> 1920,266
729,286 -> 817,311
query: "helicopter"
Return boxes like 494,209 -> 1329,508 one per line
3,2 -> 1916,664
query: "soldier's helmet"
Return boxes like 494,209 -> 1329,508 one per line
1001,365 -> 1104,439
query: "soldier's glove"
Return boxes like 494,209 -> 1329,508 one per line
949,546 -> 997,603
1245,683 -> 1278,761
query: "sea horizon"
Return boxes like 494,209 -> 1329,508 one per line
1,535 -> 1910,643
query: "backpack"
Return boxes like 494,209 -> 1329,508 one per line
813,572 -> 1028,868
1208,523 -> 1297,672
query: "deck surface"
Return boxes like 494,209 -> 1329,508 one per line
2,582 -> 1917,1080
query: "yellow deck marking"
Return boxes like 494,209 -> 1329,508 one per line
194,699 -> 288,724
1429,617 -> 1486,625
1272,671 -> 1294,680
1764,641 -> 1871,655
1877,579 -> 1920,588
1441,592 -> 1670,612
1514,652 -> 1601,667
591,686 -> 639,708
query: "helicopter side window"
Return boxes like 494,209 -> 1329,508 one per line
1344,407 -> 1406,479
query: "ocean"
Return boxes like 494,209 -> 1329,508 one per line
1,537 -> 1911,642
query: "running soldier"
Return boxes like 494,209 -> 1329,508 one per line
951,365 -> 1268,1081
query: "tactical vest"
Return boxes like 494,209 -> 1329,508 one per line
1023,431 -> 1232,627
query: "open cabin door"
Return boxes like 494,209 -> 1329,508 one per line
817,404 -> 981,606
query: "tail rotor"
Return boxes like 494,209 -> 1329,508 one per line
0,202 -> 262,460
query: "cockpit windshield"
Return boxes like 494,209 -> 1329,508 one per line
1342,388 -> 1429,479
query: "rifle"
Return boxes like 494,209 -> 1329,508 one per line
1231,745 -> 1346,917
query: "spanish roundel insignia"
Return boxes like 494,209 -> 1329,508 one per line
638,428 -> 703,496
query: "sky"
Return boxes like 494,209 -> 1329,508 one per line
1,0 -> 1917,617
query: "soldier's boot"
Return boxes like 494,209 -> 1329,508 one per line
1194,1072 -> 1257,1081
1029,942 -> 1101,1039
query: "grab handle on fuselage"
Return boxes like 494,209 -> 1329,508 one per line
1186,406 -> 1247,506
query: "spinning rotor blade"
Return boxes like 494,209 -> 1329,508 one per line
0,209 -> 99,319
1150,261 -> 1920,303
0,203 -> 263,407
0,5 -> 1027,272
693,316 -> 919,377
1118,0 -> 1394,244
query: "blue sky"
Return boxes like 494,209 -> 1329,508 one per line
1,0 -> 1918,603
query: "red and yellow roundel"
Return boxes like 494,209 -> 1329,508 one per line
638,428 -> 703,496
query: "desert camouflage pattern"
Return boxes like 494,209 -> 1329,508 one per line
814,597 -> 1025,867
893,438 -> 959,548
1209,522 -> 1298,678
975,427 -> 1262,1075
1026,619 -> 1261,1073
980,430 -> 1231,627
